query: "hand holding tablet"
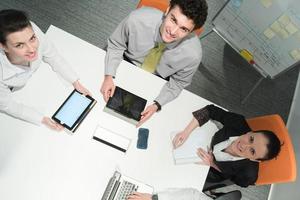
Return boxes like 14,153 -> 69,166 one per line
52,90 -> 96,133
42,116 -> 64,131
103,86 -> 147,125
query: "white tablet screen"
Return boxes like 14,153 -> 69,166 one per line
55,91 -> 92,127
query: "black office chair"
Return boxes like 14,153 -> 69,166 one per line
203,179 -> 234,192
202,170 -> 240,199
202,168 -> 235,192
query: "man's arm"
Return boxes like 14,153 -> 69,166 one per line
136,103 -> 159,127
155,58 -> 200,106
104,15 -> 130,76
137,58 -> 200,127
101,15 -> 131,101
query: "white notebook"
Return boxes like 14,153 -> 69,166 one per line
171,128 -> 212,165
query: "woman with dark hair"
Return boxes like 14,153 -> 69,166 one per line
0,9 -> 90,130
173,104 -> 281,187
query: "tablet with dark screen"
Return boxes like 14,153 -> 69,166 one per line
104,86 -> 147,125
52,90 -> 96,132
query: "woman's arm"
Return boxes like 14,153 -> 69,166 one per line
172,117 -> 199,148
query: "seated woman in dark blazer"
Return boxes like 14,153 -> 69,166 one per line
173,104 -> 281,187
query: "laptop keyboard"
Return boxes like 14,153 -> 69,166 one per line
116,181 -> 138,200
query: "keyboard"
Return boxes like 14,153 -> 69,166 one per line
116,181 -> 138,200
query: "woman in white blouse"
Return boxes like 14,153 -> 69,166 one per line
0,9 -> 90,130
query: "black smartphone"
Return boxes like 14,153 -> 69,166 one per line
137,128 -> 149,149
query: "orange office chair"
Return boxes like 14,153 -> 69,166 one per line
203,114 -> 297,193
246,114 -> 297,185
136,0 -> 204,36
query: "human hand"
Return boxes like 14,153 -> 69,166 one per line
136,104 -> 158,127
72,80 -> 91,96
42,117 -> 64,131
127,192 -> 152,200
172,130 -> 190,149
100,75 -> 115,102
196,147 -> 214,166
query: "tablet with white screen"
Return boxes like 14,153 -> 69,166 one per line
52,90 -> 96,132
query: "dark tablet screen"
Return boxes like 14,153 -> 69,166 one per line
106,86 -> 147,121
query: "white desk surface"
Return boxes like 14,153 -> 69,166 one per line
0,26 -> 219,200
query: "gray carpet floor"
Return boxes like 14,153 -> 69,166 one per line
1,0 -> 298,199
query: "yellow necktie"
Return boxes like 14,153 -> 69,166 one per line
141,43 -> 166,73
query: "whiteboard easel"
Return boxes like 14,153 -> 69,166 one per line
212,0 -> 300,103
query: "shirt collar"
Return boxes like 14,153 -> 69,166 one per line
213,136 -> 245,162
0,50 -> 29,80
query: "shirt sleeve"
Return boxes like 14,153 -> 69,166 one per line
192,104 -> 248,129
104,15 -> 130,76
154,57 -> 200,106
0,83 -> 43,125
157,188 -> 211,200
31,22 -> 78,84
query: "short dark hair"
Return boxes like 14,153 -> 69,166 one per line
254,130 -> 282,161
0,9 -> 31,44
169,0 -> 208,29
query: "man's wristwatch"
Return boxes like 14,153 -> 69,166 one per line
153,101 -> 161,112
152,194 -> 158,200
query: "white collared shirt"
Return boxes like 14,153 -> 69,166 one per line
213,136 -> 245,162
0,22 -> 78,125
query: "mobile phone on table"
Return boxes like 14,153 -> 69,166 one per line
137,128 -> 149,149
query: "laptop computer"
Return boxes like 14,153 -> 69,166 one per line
101,171 -> 153,200
103,86 -> 147,125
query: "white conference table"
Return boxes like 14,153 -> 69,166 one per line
0,26 -> 219,200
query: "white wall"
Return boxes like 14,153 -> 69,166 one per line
268,72 -> 300,200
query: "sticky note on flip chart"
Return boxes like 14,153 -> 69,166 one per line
240,49 -> 254,64
285,22 -> 298,35
278,29 -> 289,39
270,21 -> 281,33
264,28 -> 275,39
278,14 -> 290,27
290,49 -> 300,61
261,0 -> 273,8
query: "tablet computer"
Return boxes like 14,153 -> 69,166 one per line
52,89 -> 96,132
103,86 -> 147,125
